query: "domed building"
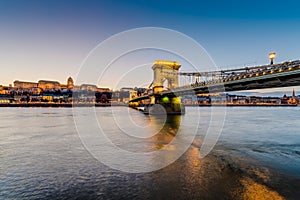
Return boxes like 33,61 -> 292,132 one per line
67,77 -> 74,89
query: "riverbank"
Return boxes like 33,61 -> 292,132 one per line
0,103 -> 126,107
0,102 -> 297,108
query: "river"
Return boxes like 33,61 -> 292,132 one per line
0,107 -> 299,199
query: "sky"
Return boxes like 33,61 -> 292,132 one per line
1,0 -> 300,94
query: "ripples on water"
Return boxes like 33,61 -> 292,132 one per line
0,107 -> 299,199
219,107 -> 300,176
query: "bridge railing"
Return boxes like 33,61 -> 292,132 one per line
174,59 -> 300,90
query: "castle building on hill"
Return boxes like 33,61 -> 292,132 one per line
38,80 -> 61,90
10,76 -> 111,94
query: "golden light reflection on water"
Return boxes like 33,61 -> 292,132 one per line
149,115 -> 181,151
190,147 -> 201,167
146,115 -> 286,200
238,177 -> 284,200
148,114 -> 203,170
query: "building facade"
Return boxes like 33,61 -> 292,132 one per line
80,84 -> 97,91
14,80 -> 38,89
38,80 -> 61,90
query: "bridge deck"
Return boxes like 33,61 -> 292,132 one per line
130,60 -> 300,102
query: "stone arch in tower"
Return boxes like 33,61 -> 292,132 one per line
151,60 -> 181,93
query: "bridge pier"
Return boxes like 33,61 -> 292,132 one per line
140,95 -> 185,115
129,96 -> 185,115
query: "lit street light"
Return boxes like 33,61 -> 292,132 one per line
269,52 -> 276,65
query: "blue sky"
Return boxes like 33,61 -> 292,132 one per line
1,0 -> 300,94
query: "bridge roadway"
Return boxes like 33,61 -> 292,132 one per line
130,59 -> 300,102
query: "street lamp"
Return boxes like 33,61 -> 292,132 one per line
269,52 -> 276,65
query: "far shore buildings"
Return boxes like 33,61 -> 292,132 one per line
0,77 -> 146,104
11,77 -> 111,93
182,90 -> 299,105
0,77 -> 111,103
13,77 -> 74,92
0,77 -> 299,104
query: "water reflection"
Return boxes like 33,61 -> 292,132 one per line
147,115 -> 181,151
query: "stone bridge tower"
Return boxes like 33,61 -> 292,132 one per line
129,60 -> 184,114
151,60 -> 181,94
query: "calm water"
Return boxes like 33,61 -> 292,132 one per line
0,107 -> 299,200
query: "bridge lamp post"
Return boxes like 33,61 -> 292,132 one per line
269,52 -> 276,65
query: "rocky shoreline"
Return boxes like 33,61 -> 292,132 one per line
202,147 -> 300,200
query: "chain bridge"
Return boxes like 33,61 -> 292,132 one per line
129,59 -> 300,114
